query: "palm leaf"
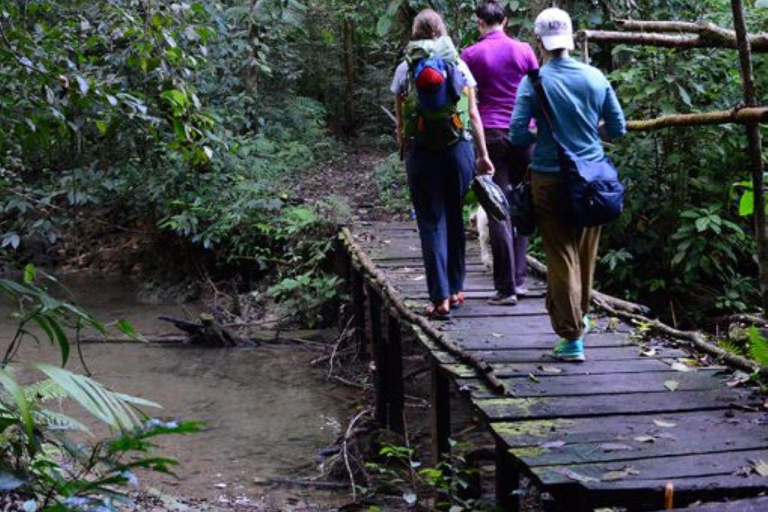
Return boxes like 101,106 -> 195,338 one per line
36,364 -> 160,431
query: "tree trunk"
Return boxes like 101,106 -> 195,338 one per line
730,0 -> 768,312
342,17 -> 356,134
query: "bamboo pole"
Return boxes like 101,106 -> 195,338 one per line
576,29 -> 768,52
626,107 -> 768,132
731,0 -> 768,315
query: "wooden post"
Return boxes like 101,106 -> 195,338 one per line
384,312 -> 405,435
350,270 -> 368,360
368,288 -> 386,426
731,0 -> 768,313
430,358 -> 451,464
495,439 -> 520,512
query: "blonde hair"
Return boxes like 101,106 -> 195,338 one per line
411,9 -> 448,40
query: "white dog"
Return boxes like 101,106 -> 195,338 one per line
472,206 -> 493,272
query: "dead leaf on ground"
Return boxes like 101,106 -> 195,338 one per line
538,365 -> 564,374
412,275 -> 425,281
727,371 -> 752,388
601,467 -> 640,482
653,419 -> 677,428
541,440 -> 566,449
634,435 -> 656,443
752,459 -> 768,477
554,467 -> 599,483
640,348 -> 657,357
670,361 -> 694,372
599,443 -> 634,452
664,380 -> 679,392
528,374 -> 541,383
491,332 -> 504,338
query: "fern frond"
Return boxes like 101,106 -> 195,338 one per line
24,379 -> 67,403
717,339 -> 747,357
748,326 -> 768,366
36,409 -> 92,434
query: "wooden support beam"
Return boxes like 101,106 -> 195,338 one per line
731,0 -> 768,314
430,358 -> 451,464
384,312 -> 405,435
626,107 -> 768,132
350,269 -> 368,360
495,440 -> 520,512
576,29 -> 768,52
368,287 -> 387,426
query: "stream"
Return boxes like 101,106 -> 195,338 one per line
5,273 -> 355,505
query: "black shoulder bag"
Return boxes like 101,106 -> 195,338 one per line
527,69 -> 624,228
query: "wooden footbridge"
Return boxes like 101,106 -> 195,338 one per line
338,222 -> 768,512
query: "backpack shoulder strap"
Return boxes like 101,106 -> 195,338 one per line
526,69 -> 565,151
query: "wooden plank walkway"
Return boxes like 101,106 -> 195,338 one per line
339,221 -> 768,512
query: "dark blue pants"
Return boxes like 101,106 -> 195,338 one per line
407,139 -> 475,303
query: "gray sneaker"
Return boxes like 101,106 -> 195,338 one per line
488,292 -> 518,306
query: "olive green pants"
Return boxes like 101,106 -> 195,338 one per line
532,172 -> 601,341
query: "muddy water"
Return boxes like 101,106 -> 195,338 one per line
5,274 -> 354,501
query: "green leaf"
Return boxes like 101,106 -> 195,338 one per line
739,191 -> 755,217
663,380 -> 679,392
36,364 -> 160,431
46,317 -> 70,366
116,319 -> 140,340
0,369 -> 36,454
23,264 -> 35,284
162,89 -> 188,109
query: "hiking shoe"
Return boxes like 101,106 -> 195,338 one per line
583,314 -> 592,337
514,286 -> 529,297
553,339 -> 585,362
488,292 -> 518,306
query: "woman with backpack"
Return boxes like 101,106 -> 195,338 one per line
510,7 -> 626,361
391,9 -> 494,320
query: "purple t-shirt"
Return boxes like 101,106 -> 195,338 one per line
460,30 -> 539,129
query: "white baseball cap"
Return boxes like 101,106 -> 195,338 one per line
534,7 -> 574,51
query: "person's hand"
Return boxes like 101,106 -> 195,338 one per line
477,155 -> 494,175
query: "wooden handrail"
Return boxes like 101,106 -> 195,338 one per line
626,107 -> 768,132
576,29 -> 768,52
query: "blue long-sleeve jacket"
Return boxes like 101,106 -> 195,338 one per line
510,57 -> 626,172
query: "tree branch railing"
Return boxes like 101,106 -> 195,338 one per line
576,19 -> 768,52
626,107 -> 768,132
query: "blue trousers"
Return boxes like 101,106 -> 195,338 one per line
406,139 -> 475,303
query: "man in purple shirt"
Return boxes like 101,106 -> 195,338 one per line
461,0 -> 538,305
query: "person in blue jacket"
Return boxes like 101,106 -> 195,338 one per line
509,7 -> 626,361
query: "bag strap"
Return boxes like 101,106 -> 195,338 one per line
526,69 -> 570,165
